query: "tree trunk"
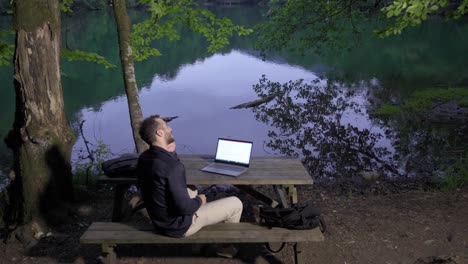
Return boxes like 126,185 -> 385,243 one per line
3,0 -> 75,235
112,0 -> 147,154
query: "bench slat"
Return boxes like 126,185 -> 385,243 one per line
88,222 -> 271,232
81,223 -> 324,244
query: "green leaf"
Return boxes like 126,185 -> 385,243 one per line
0,41 -> 14,67
60,0 -> 74,13
61,49 -> 116,69
131,0 -> 252,60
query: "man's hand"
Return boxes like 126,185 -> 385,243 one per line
197,194 -> 207,205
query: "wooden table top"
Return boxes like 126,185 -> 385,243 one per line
98,155 -> 313,185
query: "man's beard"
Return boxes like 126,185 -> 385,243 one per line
166,133 -> 175,144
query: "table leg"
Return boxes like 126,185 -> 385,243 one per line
293,242 -> 303,264
236,185 -> 280,208
273,185 -> 290,208
112,184 -> 130,222
287,185 -> 298,205
287,185 -> 301,264
102,244 -> 116,264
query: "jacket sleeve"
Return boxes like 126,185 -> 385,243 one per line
166,163 -> 202,215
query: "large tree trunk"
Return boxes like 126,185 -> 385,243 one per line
3,0 -> 75,237
112,0 -> 147,153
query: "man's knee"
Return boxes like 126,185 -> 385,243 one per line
226,196 -> 243,210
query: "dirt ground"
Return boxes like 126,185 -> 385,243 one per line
1,182 -> 467,264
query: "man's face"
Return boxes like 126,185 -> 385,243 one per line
156,118 -> 175,145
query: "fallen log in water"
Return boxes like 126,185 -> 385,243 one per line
162,116 -> 179,122
230,95 -> 276,109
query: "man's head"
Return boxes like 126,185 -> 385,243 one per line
139,115 -> 175,147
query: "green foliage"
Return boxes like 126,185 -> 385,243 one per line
437,153 -> 468,191
454,0 -> 468,18
60,0 -> 74,13
0,29 -> 14,66
376,0 -> 468,37
131,0 -> 253,61
0,40 -> 13,66
73,140 -> 112,187
0,0 -> 13,14
376,87 -> 468,115
1,27 -> 116,68
458,98 -> 468,107
61,49 -> 116,69
255,0 -> 364,55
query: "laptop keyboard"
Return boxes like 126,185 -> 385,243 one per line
209,163 -> 246,172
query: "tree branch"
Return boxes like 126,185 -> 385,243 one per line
79,120 -> 94,163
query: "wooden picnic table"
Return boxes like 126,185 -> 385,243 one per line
98,155 -> 313,221
91,155 -> 319,264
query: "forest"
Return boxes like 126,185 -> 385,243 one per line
0,0 -> 467,263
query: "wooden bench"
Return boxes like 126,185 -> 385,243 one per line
80,222 -> 325,264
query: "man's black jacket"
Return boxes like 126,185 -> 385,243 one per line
137,145 -> 202,237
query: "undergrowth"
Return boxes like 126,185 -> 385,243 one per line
73,140 -> 112,188
376,87 -> 468,115
436,153 -> 468,191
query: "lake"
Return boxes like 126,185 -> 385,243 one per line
1,6 -> 467,187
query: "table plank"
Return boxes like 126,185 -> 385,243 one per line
98,155 -> 313,185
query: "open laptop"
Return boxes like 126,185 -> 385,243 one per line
201,138 -> 253,177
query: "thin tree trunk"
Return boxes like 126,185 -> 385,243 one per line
3,0 -> 75,237
112,0 -> 147,153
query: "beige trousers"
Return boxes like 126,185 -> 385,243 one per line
184,188 -> 243,237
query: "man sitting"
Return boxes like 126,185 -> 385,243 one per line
136,114 -> 243,238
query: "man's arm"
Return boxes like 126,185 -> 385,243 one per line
166,163 -> 203,215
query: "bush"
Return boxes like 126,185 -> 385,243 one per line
73,140 -> 112,188
437,153 -> 468,191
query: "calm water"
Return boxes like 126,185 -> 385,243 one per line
0,7 -> 467,186
77,50 -> 317,156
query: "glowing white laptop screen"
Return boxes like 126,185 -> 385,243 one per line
215,138 -> 253,166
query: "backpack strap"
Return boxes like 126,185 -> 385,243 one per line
319,215 -> 327,233
265,242 -> 286,253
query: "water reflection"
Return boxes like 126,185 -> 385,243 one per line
72,50 -> 317,161
249,76 -> 397,180
250,75 -> 468,181
375,101 -> 468,179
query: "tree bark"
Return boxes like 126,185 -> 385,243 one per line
112,0 -> 147,153
3,0 -> 75,235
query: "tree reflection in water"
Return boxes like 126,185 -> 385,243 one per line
374,100 -> 468,182
251,76 -> 398,181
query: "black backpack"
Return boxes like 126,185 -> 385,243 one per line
101,153 -> 139,178
259,204 -> 326,232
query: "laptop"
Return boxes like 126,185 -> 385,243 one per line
201,138 -> 253,177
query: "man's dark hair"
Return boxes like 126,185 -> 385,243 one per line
139,114 -> 162,145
